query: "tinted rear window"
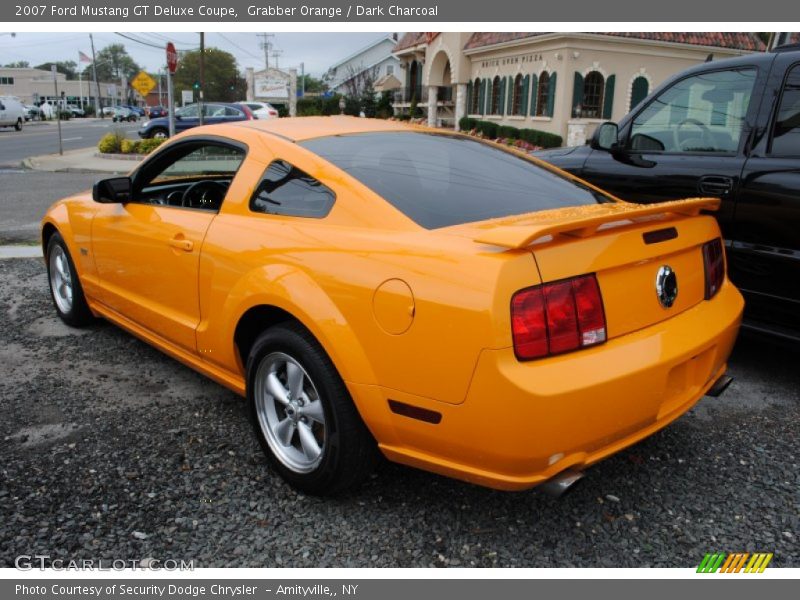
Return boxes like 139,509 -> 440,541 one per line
301,132 -> 610,228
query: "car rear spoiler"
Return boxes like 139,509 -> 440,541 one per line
473,197 -> 720,249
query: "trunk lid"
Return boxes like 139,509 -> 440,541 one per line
460,198 -> 721,340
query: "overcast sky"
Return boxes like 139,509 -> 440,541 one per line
0,32 -> 395,76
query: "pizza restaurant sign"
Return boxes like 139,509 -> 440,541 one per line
480,54 -> 544,68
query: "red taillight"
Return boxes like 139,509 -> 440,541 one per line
702,238 -> 724,299
269,110 -> 278,116
511,274 -> 606,360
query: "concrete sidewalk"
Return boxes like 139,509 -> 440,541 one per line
22,146 -> 141,174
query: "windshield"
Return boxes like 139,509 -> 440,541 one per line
301,132 -> 611,229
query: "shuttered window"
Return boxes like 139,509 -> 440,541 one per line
511,74 -> 524,115
520,74 -> 530,116
546,72 -> 557,117
491,76 -> 502,115
582,71 -> 605,119
536,71 -> 550,117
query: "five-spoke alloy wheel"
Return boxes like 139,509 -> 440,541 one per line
247,323 -> 379,495
46,233 -> 93,327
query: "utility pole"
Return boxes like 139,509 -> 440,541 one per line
89,33 -> 103,118
257,33 -> 274,72
199,32 -> 205,125
271,49 -> 282,70
52,66 -> 63,155
300,62 -> 305,97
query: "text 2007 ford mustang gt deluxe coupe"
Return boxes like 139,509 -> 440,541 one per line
41,117 -> 743,495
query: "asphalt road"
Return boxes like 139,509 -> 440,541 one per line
0,119 -> 140,167
0,257 -> 797,568
0,170 -> 98,244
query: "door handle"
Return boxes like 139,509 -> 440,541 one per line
169,237 -> 194,252
698,176 -> 734,196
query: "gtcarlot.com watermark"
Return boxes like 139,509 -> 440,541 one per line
15,555 -> 194,571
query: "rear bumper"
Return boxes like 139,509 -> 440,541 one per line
365,281 -> 744,491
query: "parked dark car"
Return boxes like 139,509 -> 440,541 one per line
536,45 -> 800,341
138,102 -> 254,139
146,105 -> 167,118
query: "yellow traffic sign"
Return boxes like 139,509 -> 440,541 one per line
130,71 -> 157,97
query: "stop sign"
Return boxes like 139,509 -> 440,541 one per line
166,42 -> 178,74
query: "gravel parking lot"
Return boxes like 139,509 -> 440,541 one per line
0,257 -> 797,568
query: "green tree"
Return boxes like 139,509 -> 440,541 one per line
173,47 -> 246,103
298,74 -> 327,94
3,60 -> 30,68
34,61 -> 78,80
93,44 -> 141,83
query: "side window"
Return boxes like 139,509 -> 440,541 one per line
134,142 -> 246,211
151,145 -> 244,185
176,104 -> 199,118
629,68 -> 756,154
770,65 -> 800,157
250,160 -> 335,218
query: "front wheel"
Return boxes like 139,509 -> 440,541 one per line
14,118 -> 22,131
46,233 -> 93,327
247,323 -> 379,495
149,128 -> 168,139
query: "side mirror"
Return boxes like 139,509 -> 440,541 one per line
591,122 -> 619,151
93,177 -> 132,203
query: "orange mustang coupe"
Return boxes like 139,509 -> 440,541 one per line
41,117 -> 743,495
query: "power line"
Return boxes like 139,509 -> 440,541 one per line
216,33 -> 261,61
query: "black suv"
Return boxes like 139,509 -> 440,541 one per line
536,46 -> 800,341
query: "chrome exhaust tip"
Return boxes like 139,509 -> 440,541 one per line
706,374 -> 734,397
539,469 -> 585,498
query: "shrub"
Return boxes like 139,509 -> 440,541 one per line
518,128 -> 563,148
475,120 -> 499,139
497,125 -> 520,140
57,110 -> 71,121
376,91 -> 393,119
459,117 -> 477,132
297,97 -> 323,116
120,139 -> 140,154
97,131 -> 124,154
83,105 -> 96,117
137,137 -> 166,154
396,114 -> 411,121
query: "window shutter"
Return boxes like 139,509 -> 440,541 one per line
466,81 -> 472,114
630,76 -> 648,110
479,79 -> 486,115
547,72 -> 557,117
498,77 -> 506,115
603,75 -> 615,120
507,77 -> 515,115
529,74 -> 538,116
572,71 -> 584,115
521,75 -> 530,116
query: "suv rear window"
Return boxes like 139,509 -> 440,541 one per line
301,132 -> 610,229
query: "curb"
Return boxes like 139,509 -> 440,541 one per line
0,245 -> 43,259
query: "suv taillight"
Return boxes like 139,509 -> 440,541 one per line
702,238 -> 724,300
511,274 -> 606,360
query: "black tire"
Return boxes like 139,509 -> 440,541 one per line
46,233 -> 93,327
149,127 -> 168,139
14,118 -> 22,131
247,322 -> 379,495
